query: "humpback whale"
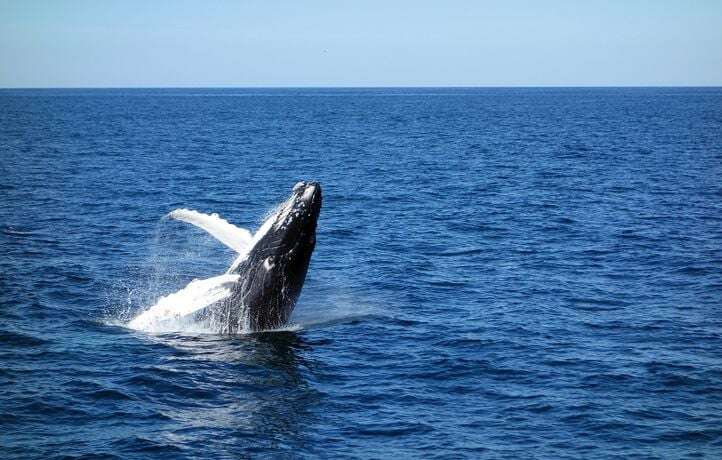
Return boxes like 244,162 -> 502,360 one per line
129,181 -> 321,333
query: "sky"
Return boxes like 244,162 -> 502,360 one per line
1,0 -> 720,87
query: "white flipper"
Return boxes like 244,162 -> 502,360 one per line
169,208 -> 252,255
128,274 -> 240,331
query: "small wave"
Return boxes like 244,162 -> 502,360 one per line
426,279 -> 468,288
426,248 -> 485,257
325,228 -> 355,237
675,266 -> 714,276
350,422 -> 434,437
0,330 -> 48,347
111,436 -> 185,454
2,226 -> 33,237
658,428 -> 722,443
85,388 -> 135,401
122,374 -> 217,399
16,400 -> 89,418
566,296 -> 630,310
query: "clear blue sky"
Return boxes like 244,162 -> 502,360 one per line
1,0 -> 720,87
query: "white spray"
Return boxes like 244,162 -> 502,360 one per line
126,205 -> 284,334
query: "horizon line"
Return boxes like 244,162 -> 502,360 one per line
1,84 -> 721,90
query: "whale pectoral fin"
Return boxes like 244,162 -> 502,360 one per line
128,274 -> 240,331
168,208 -> 253,255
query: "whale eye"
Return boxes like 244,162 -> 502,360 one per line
293,181 -> 306,193
264,256 -> 275,271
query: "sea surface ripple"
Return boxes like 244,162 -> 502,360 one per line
1,88 -> 721,459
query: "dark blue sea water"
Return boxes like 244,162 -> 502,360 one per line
1,88 -> 721,459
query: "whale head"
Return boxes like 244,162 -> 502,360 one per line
226,181 -> 322,331
265,180 -> 322,256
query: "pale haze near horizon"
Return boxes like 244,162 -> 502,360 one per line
1,0 -> 720,88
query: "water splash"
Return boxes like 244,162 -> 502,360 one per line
127,274 -> 240,332
117,193 -> 354,336
119,203 -> 280,334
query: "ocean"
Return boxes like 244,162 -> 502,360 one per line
1,87 -> 721,459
